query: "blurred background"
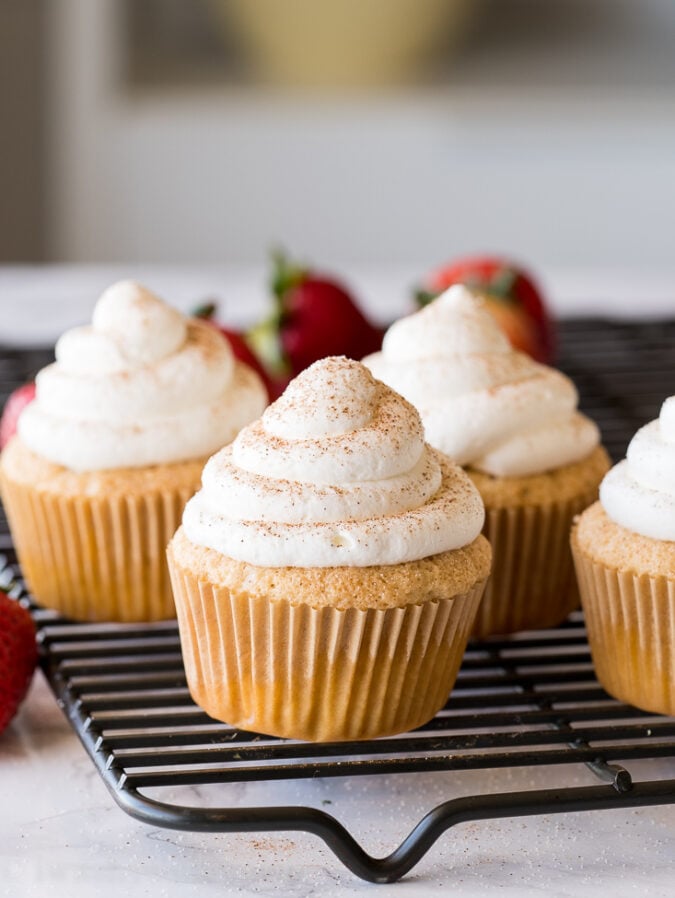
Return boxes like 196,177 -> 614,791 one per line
2,0 -> 675,327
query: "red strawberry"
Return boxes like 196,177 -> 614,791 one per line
0,382 -> 36,450
415,256 -> 556,363
248,252 -> 384,378
193,303 -> 286,401
0,591 -> 37,736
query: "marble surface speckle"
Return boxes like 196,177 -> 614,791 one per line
2,673 -> 675,897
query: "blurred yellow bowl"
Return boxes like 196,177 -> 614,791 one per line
209,0 -> 472,89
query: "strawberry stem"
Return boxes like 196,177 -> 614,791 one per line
270,249 -> 307,305
246,317 -> 291,378
488,268 -> 518,300
192,301 -> 218,320
245,248 -> 308,380
414,288 -> 439,308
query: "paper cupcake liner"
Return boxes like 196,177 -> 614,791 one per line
168,549 -> 487,742
1,474 -> 195,621
572,538 -> 675,715
473,489 -> 597,638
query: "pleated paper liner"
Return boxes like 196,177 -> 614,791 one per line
472,486 -> 601,639
1,467 -> 198,622
168,547 -> 487,742
571,533 -> 675,716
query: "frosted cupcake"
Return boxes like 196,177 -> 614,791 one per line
571,397 -> 675,714
167,357 -> 491,742
364,285 -> 610,637
0,281 -> 267,621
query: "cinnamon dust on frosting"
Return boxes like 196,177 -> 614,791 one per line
19,280 -> 267,471
183,356 -> 485,567
363,285 -> 600,477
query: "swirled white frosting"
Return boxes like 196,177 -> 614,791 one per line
18,281 -> 267,471
183,356 -> 485,567
600,396 -> 675,541
363,285 -> 599,477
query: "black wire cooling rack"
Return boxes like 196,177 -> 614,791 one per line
1,318 -> 675,884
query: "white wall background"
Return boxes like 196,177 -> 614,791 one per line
43,1 -> 675,316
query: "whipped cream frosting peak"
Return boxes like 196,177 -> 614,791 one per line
364,285 -> 599,477
55,281 -> 188,375
18,281 -> 267,471
182,356 -> 485,567
600,396 -> 675,541
262,357 -> 379,440
383,285 -> 512,361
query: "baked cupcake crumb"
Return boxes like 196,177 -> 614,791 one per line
170,526 -> 491,612
573,501 -> 674,579
468,445 -> 610,509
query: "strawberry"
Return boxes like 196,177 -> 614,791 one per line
0,590 -> 37,736
0,382 -> 36,450
192,303 -> 286,401
415,256 -> 556,363
248,252 -> 384,379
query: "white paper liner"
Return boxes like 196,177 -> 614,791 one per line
572,538 -> 675,715
168,551 -> 487,742
2,474 -> 195,621
473,488 -> 599,638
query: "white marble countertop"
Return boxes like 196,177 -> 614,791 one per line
1,263 -> 674,347
2,672 -> 674,898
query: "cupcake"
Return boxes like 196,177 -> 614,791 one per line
363,285 -> 610,637
571,397 -> 675,715
167,356 -> 491,742
0,281 -> 267,621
